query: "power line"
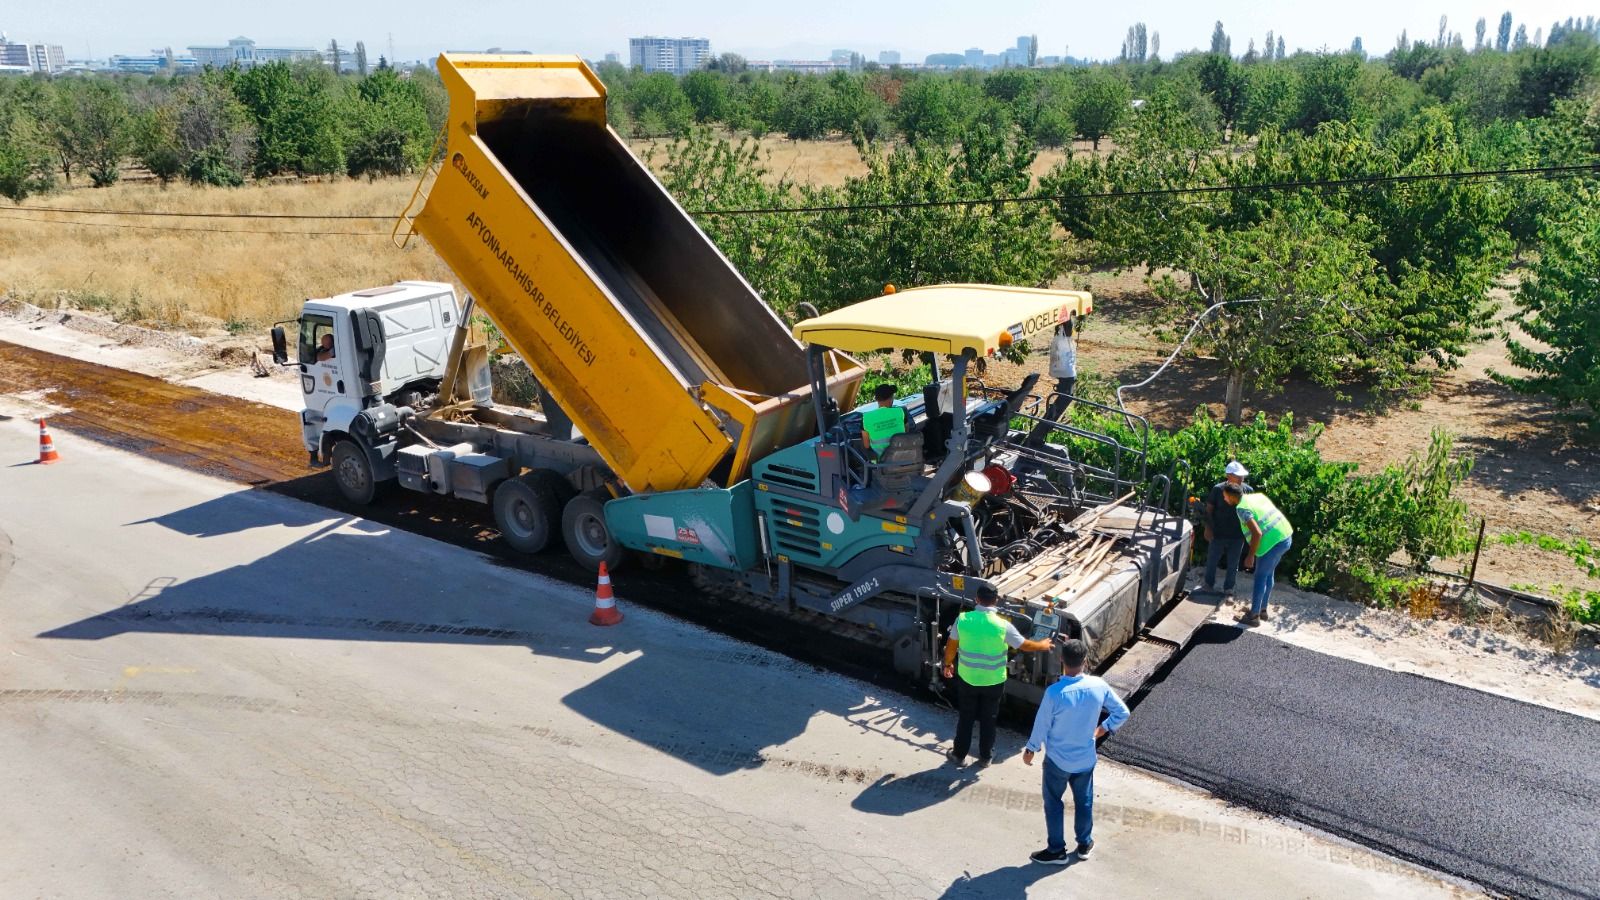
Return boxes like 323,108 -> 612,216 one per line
6,204 -> 391,221
687,161 -> 1600,216
0,211 -> 389,237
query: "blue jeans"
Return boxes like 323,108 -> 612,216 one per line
1250,536 -> 1292,614
1204,536 -> 1246,591
1043,757 -> 1095,851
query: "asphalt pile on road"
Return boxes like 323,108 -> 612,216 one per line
1106,624 -> 1600,900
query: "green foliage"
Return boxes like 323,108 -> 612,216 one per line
1045,93 -> 1508,422
803,129 -> 1061,306
1494,531 -> 1600,623
1058,406 -> 1474,605
1298,429 -> 1476,602
658,122 -> 1062,312
627,73 -> 693,136
345,68 -> 432,178
51,79 -> 133,187
233,62 -> 345,177
1071,69 -> 1130,149
680,70 -> 729,123
0,80 -> 57,201
1492,186 -> 1600,431
171,72 -> 256,186
648,129 -> 816,311
894,77 -> 975,145
1293,53 -> 1365,132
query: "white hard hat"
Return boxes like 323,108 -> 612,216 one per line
1224,461 -> 1249,477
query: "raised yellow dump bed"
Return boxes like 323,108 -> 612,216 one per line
792,284 -> 1093,355
411,54 -> 862,493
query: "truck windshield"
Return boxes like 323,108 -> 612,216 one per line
298,314 -> 336,364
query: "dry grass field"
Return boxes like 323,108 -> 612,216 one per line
0,177 -> 455,331
0,135 -> 1086,332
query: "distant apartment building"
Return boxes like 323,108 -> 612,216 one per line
187,36 -> 320,69
628,36 -> 710,75
603,51 -> 620,64
30,43 -> 66,73
0,34 -> 31,68
109,52 -> 199,74
878,50 -> 900,65
769,59 -> 849,74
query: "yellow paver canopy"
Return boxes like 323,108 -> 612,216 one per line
792,285 -> 1093,356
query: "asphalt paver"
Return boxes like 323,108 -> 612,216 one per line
1105,624 -> 1600,900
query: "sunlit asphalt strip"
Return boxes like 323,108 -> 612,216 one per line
1104,624 -> 1600,900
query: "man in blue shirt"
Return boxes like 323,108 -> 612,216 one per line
1023,638 -> 1130,864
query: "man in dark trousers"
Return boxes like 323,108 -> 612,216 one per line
1024,638 -> 1129,864
942,585 -> 1053,768
1202,461 -> 1252,598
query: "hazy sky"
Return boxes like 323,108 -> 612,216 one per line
3,1 -> 1585,62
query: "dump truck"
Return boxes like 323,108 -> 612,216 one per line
272,54 -> 1205,704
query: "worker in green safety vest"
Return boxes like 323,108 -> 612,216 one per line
942,584 -> 1055,768
1223,483 -> 1295,627
860,383 -> 911,459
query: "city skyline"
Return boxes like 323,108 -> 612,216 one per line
4,1 -> 1589,63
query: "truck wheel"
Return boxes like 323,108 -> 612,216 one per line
331,438 -> 381,506
562,491 -> 625,572
493,474 -> 561,554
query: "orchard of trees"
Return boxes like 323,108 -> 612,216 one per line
639,18 -> 1600,432
0,60 -> 443,197
0,14 -> 1597,432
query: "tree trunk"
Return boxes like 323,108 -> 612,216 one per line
1225,369 -> 1245,425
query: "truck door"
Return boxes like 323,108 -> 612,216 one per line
299,313 -> 348,418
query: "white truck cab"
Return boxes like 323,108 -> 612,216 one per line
274,281 -> 466,463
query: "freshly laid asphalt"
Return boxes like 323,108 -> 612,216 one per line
1106,624 -> 1600,900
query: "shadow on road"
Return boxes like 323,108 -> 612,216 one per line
939,859 -> 1077,898
38,487 -> 961,779
851,763 -> 978,816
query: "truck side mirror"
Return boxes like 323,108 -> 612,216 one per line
270,326 -> 289,366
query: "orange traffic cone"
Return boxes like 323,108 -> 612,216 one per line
36,418 -> 60,465
589,561 -> 622,626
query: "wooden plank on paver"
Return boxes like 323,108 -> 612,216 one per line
1147,592 -> 1226,647
1103,640 -> 1174,698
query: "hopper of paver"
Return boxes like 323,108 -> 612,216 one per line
411,54 -> 862,493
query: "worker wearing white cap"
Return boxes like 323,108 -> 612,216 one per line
1201,461 -> 1253,598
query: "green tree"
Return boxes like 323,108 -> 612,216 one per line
775,75 -> 833,139
627,73 -> 693,136
1071,69 -> 1130,150
53,79 -> 133,187
680,70 -> 729,123
1238,63 -> 1301,134
233,61 -> 345,177
345,67 -> 432,178
1493,189 -> 1600,431
893,77 -> 973,144
1293,53 -> 1363,132
0,81 -> 56,201
1195,53 -> 1246,136
172,72 -> 256,186
1160,206 -> 1379,423
807,128 -> 1062,306
649,129 -> 817,310
1514,40 -> 1600,117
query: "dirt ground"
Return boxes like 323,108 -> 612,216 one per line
990,267 -> 1600,599
632,134 -> 1084,186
